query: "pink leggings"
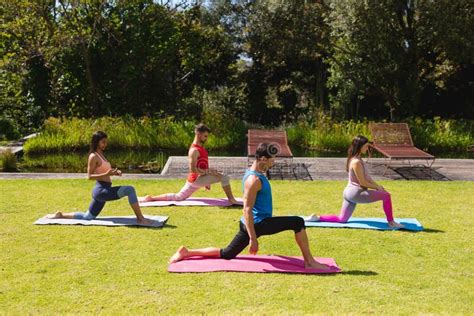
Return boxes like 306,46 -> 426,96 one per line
319,185 -> 394,222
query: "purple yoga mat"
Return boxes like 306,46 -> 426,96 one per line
168,255 -> 341,274
139,197 -> 243,207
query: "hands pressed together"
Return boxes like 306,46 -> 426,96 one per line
107,168 -> 122,176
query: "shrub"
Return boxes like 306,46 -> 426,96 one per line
0,118 -> 20,140
0,149 -> 18,172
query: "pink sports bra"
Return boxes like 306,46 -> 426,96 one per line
94,152 -> 111,174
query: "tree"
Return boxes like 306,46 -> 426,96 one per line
233,1 -> 331,125
1,0 -> 56,131
326,0 -> 474,120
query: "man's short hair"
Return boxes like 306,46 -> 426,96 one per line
255,143 -> 279,159
195,123 -> 211,134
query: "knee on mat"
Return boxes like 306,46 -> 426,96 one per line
220,248 -> 238,260
74,211 -> 95,220
173,194 -> 187,202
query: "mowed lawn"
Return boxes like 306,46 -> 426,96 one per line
0,179 -> 473,314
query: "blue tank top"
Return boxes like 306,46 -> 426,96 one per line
240,169 -> 273,224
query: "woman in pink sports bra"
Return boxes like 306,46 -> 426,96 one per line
48,131 -> 152,225
308,135 -> 404,228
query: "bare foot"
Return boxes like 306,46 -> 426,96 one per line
304,214 -> 320,222
228,199 -> 241,205
388,221 -> 405,229
46,211 -> 63,219
169,246 -> 189,263
137,217 -> 154,226
139,195 -> 154,202
305,259 -> 333,270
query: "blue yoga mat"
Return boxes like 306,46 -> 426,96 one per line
301,217 -> 423,231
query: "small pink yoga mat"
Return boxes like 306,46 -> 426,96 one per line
139,197 -> 243,207
168,255 -> 341,274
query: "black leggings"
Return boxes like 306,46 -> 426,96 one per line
220,216 -> 305,260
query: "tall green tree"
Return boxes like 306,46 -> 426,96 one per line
326,0 -> 474,120
1,0 -> 55,130
234,0 -> 330,125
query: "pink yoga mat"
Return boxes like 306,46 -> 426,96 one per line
168,255 -> 341,274
139,197 -> 243,207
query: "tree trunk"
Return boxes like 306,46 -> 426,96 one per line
386,95 -> 397,122
81,41 -> 99,115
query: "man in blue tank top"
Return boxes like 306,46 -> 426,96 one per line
169,143 -> 331,270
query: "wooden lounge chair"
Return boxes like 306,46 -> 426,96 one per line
247,129 -> 314,180
369,123 -> 435,174
247,129 -> 293,163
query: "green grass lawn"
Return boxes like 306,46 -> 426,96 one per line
1,179 -> 473,314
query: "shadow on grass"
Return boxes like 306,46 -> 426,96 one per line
128,224 -> 177,230
396,228 -> 445,234
217,205 -> 244,210
420,228 -> 445,233
375,227 -> 445,233
341,270 -> 378,276
163,224 -> 177,229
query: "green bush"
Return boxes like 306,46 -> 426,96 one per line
286,115 -> 370,152
0,149 -> 18,172
286,115 -> 473,154
0,118 -> 20,141
24,116 -> 246,154
20,150 -> 168,173
407,117 -> 474,153
200,87 -> 248,150
23,116 -> 474,156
